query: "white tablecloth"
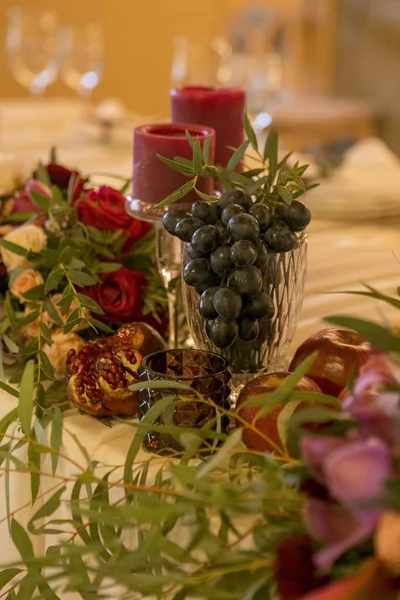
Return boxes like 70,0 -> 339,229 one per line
0,99 -> 400,596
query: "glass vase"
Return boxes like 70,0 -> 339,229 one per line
182,232 -> 307,386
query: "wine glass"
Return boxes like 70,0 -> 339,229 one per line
171,36 -> 233,88
5,6 -> 61,95
60,24 -> 104,98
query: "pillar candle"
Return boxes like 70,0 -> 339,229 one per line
171,86 -> 245,169
132,123 -> 215,206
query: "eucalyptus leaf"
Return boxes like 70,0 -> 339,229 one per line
10,518 -> 34,559
155,178 -> 197,209
36,162 -> 51,187
28,486 -> 66,535
3,335 -> 18,354
243,111 -> 258,151
76,294 -> 104,315
185,130 -> 195,148
0,238 -> 29,257
263,129 -> 278,183
202,135 -> 212,164
157,155 -> 194,177
30,191 -> 50,211
68,270 -> 97,287
50,407 -> 63,475
277,186 -> 292,205
28,442 -> 41,501
44,267 -> 64,295
18,360 -> 35,437
226,140 -> 250,172
39,350 -> 54,378
87,318 -> 113,334
0,568 -> 22,591
43,297 -> 63,327
193,138 -> 203,176
22,285 -> 45,301
96,262 -> 122,274
194,189 -> 218,203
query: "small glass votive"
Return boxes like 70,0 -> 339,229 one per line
139,349 -> 231,455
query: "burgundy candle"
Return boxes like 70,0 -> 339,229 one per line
132,123 -> 215,206
171,86 -> 245,169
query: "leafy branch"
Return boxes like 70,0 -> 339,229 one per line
155,113 -> 318,210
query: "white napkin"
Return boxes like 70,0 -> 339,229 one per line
306,137 -> 400,219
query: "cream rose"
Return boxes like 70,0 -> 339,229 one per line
22,304 -> 54,339
375,511 -> 400,574
50,294 -> 90,331
43,330 -> 85,381
1,224 -> 47,271
10,269 -> 44,303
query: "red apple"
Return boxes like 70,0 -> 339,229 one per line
235,371 -> 322,453
289,328 -> 372,398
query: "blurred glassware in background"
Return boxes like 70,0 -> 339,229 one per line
60,24 -> 104,98
171,36 -> 233,88
227,5 -> 288,130
5,6 -> 61,95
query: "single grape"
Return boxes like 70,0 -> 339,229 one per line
239,318 -> 260,342
199,287 -> 219,319
217,189 -> 252,215
264,227 -> 297,252
162,211 -> 190,235
191,224 -> 218,254
206,319 -> 214,338
227,213 -> 260,242
229,266 -> 263,296
213,287 -> 242,321
188,244 -> 205,259
221,203 -> 245,226
208,317 -> 239,349
183,258 -> 210,287
210,246 -> 232,277
230,240 -> 257,267
191,201 -> 218,225
241,292 -> 275,319
215,220 -> 230,245
269,216 -> 289,230
249,203 -> 271,232
195,271 -> 221,294
276,199 -> 311,232
251,318 -> 273,349
253,239 -> 269,268
175,217 -> 204,242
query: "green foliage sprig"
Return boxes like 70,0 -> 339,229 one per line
155,114 -> 319,209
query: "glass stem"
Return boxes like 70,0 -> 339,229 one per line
155,225 -> 182,348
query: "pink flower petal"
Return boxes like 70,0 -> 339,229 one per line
25,179 -> 52,200
301,436 -> 347,481
304,499 -> 377,572
324,437 -> 392,507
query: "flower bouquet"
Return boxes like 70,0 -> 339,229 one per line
0,152 -> 167,411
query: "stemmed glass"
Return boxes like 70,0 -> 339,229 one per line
171,36 -> 233,88
5,6 -> 61,95
60,24 -> 104,98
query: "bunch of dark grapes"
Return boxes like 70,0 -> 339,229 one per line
163,190 -> 311,350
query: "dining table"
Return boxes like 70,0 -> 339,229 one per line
0,98 -> 399,598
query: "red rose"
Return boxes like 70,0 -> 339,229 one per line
83,267 -> 147,324
77,186 -> 152,250
47,162 -> 80,190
